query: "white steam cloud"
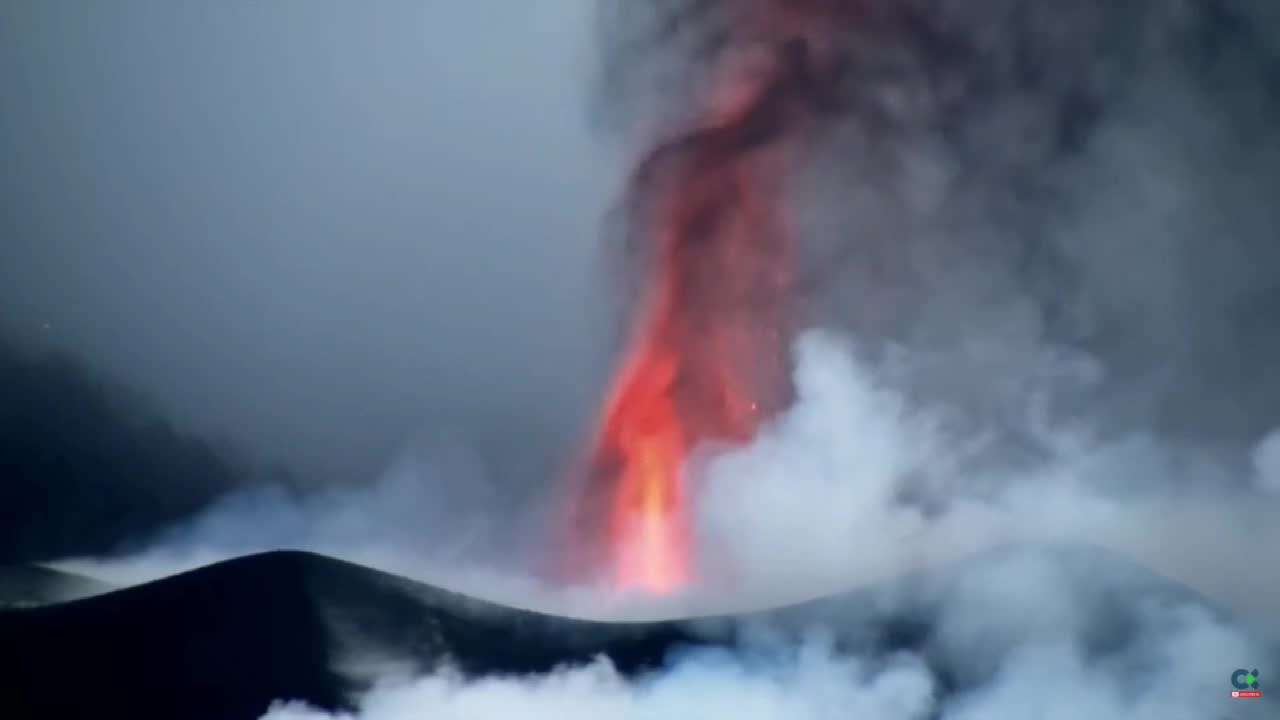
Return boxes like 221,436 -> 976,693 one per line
696,332 -> 1280,624
263,645 -> 937,720
260,596 -> 1257,720
58,327 -> 1279,719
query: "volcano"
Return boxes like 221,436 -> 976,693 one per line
1,545 -> 1265,720
0,551 -> 698,719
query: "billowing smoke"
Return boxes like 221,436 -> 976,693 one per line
60,325 -> 1280,717
258,581 -> 1257,719
51,0 -> 1280,717
248,331 -> 1276,719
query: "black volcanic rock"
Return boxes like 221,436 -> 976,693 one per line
1,545 -> 1271,720
0,551 -> 704,720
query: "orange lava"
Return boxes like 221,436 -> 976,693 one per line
589,83 -> 800,594
598,336 -> 690,594
577,5 -> 830,595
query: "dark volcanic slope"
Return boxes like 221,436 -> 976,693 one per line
0,550 -> 701,720
2,546 -> 1272,720
0,563 -> 114,607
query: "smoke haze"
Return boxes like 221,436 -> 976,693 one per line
1,0 -> 613,491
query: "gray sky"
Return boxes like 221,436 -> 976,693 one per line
1,1 -> 622,485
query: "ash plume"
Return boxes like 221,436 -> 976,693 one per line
643,2 -> 1278,436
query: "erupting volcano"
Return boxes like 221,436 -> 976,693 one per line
574,7 -> 833,594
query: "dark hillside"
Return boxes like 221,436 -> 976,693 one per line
0,550 -> 701,719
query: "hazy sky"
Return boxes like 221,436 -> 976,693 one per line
0,1 -> 622,485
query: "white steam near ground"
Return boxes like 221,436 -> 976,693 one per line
61,331 -> 1280,619
262,599 -> 1253,720
59,328 -> 1280,719
251,330 -> 1277,720
253,330 -> 1276,720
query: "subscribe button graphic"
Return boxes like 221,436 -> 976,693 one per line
1231,668 -> 1262,699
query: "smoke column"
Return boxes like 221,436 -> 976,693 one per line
571,2 -> 850,594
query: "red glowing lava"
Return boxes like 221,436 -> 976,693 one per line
560,0 -> 855,594
576,30 -> 822,595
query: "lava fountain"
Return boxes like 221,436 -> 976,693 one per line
574,5 -> 836,594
